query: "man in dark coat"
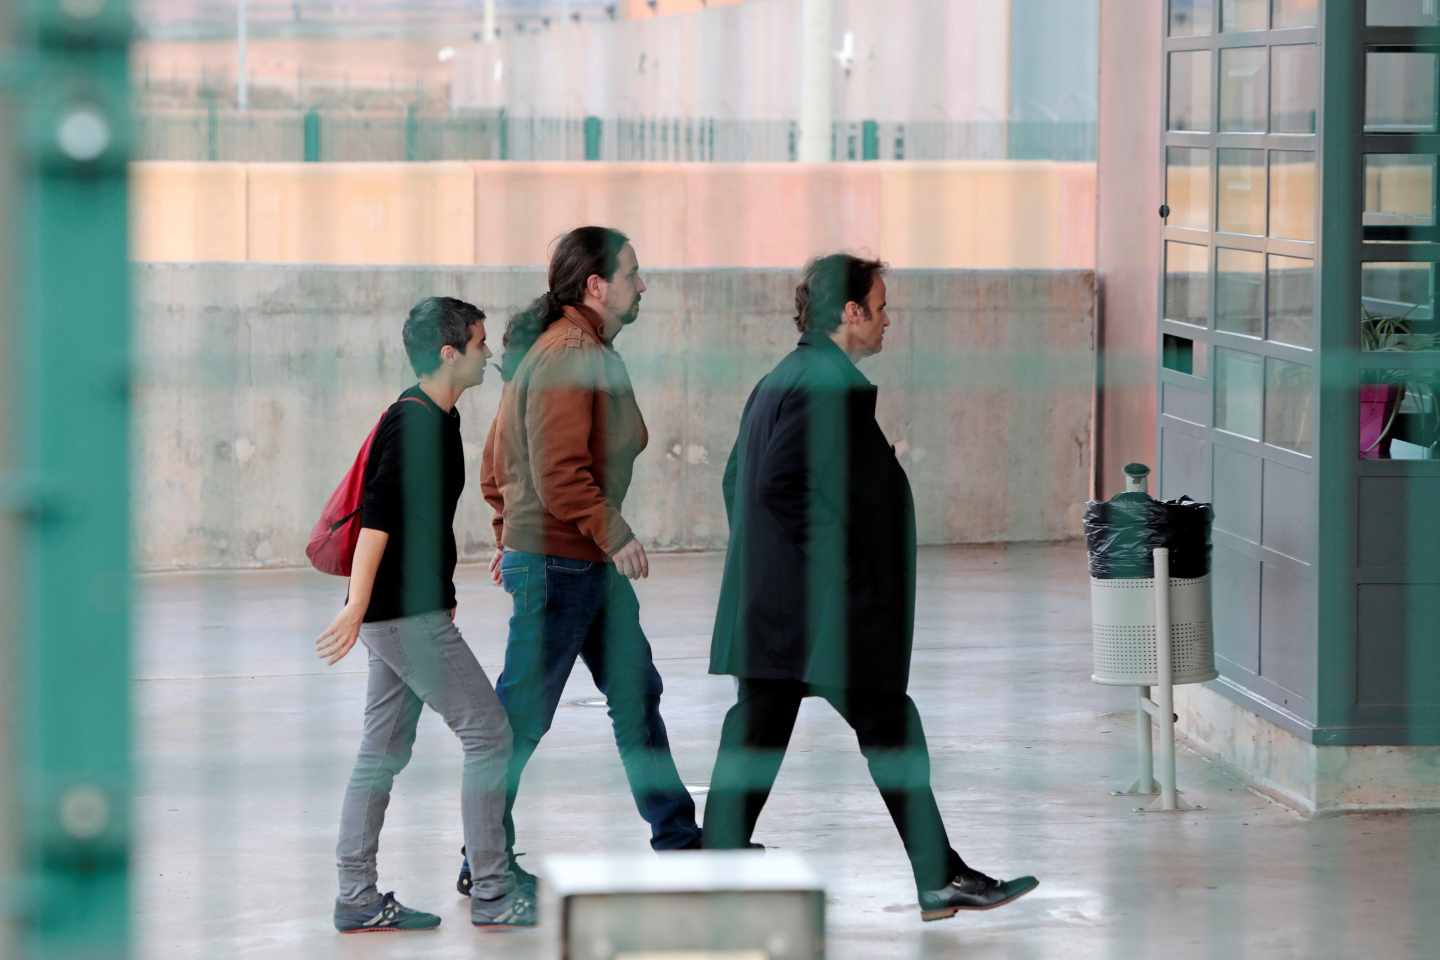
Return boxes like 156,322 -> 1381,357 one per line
702,254 -> 1038,922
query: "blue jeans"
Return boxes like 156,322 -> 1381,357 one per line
495,550 -> 702,851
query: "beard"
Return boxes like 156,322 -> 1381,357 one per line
619,296 -> 642,327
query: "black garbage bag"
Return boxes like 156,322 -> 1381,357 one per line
1083,493 -> 1213,580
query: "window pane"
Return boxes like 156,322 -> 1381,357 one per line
1166,242 -> 1211,326
1170,51 -> 1213,132
1366,52 -> 1438,133
1221,47 -> 1268,133
1270,151 -> 1315,242
1223,0 -> 1268,30
1167,148 -> 1211,230
1171,0 -> 1216,36
1364,155 -> 1436,226
1363,263 -> 1438,348
1368,0 -> 1440,26
1268,255 -> 1314,348
1265,358 -> 1314,455
1217,248 -> 1265,337
1216,347 -> 1265,439
1218,148 -> 1267,235
1271,44 -> 1318,134
1273,0 -> 1319,27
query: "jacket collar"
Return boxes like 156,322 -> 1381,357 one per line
561,304 -> 607,344
797,329 -> 873,388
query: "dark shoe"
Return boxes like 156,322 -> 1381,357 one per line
459,846 -> 537,897
918,869 -> 1039,921
334,891 -> 441,933
471,888 -> 538,930
457,846 -> 471,897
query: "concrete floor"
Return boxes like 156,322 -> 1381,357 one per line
136,544 -> 1440,959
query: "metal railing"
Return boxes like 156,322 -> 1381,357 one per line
135,108 -> 1099,164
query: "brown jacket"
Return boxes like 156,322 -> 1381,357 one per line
480,305 -> 649,562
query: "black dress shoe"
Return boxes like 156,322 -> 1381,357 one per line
918,868 -> 1039,921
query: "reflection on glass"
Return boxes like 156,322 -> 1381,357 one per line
1265,358 -> 1313,455
1268,255 -> 1314,348
1219,149 -> 1267,235
1362,370 -> 1440,459
1271,45 -> 1318,134
1368,0 -> 1440,26
1216,248 -> 1265,337
1170,51 -> 1213,132
1364,155 -> 1436,226
1167,148 -> 1211,229
1270,151 -> 1315,241
1171,0 -> 1216,36
1366,52 -> 1438,133
1273,0 -> 1319,27
1216,347 -> 1265,439
1166,242 -> 1211,327
1221,47 -> 1268,132
1363,263 -> 1438,352
1223,0 -> 1268,30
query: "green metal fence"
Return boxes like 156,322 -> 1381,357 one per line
133,109 -> 1099,164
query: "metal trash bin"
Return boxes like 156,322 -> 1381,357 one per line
1084,463 -> 1216,811
1090,575 -> 1216,686
1085,464 -> 1216,686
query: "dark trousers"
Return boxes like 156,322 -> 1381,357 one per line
702,678 -> 961,892
494,550 -> 702,851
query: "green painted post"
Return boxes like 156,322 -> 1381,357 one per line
1315,0 -> 1363,736
584,115 -> 603,161
404,103 -> 419,162
11,1 -> 134,957
206,96 -> 218,161
862,119 -> 879,161
499,108 -> 509,161
304,108 -> 321,162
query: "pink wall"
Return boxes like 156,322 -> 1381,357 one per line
1094,0 -> 1161,497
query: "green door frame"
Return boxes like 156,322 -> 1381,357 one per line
6,1 -> 133,956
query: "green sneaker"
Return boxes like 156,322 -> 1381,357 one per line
334,891 -> 440,933
471,888 -> 538,930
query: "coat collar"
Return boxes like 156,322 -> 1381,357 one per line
561,304 -> 607,344
797,329 -> 873,388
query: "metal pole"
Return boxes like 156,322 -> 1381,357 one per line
11,0 -> 133,955
0,2 -> 17,955
14,1 -> 134,957
238,0 -> 249,110
484,0 -> 497,43
798,0 -> 833,162
1135,685 -> 1155,795
1154,547 -> 1177,810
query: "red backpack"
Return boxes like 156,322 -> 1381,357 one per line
306,397 -> 424,576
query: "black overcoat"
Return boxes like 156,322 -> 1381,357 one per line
709,331 -> 917,693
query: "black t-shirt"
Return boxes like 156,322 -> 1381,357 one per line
354,386 -> 465,622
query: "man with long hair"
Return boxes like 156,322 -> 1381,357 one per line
456,227 -> 703,897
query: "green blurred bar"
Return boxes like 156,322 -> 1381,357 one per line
13,1 -> 133,957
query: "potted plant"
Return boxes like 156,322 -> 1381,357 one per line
1361,306 -> 1440,460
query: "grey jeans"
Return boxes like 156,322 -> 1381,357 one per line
336,609 -> 513,905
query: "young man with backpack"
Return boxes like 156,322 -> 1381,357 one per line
314,296 -> 535,932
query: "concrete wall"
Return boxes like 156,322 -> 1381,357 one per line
133,264 -> 1096,571
130,160 -> 1097,270
1176,685 -> 1440,814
